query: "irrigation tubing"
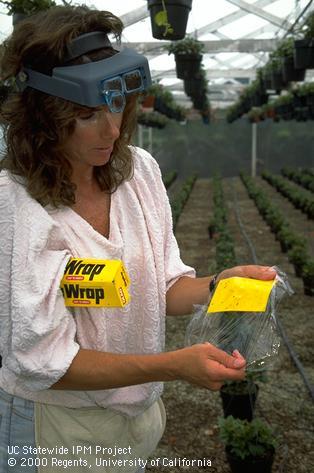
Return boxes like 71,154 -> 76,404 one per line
230,177 -> 314,402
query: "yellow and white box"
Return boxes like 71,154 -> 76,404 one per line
60,258 -> 130,307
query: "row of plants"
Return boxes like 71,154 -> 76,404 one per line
170,173 -> 197,230
226,9 -> 314,123
208,176 -> 267,416
228,81 -> 314,124
245,82 -> 314,123
208,175 -> 237,272
240,173 -> 314,296
281,167 -> 314,193
261,170 -> 314,219
140,83 -> 187,123
137,110 -> 169,129
260,9 -> 314,92
162,169 -> 178,189
208,177 -> 277,472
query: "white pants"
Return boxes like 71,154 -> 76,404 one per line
35,398 -> 166,473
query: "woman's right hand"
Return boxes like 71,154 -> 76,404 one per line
172,343 -> 246,391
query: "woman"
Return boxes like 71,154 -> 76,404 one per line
0,5 -> 276,473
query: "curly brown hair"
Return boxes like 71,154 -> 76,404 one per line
0,5 -> 139,207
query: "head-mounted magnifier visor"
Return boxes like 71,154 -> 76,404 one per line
101,69 -> 144,112
16,32 -> 152,111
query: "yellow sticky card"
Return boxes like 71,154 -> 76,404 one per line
207,277 -> 276,313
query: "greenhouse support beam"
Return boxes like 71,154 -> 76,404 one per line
226,0 -> 292,30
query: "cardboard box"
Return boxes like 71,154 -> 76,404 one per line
60,258 -> 130,307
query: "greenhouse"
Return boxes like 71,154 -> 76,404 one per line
0,1 -> 313,473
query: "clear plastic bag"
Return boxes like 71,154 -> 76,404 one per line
185,266 -> 294,372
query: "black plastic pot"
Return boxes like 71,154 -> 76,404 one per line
225,447 -> 275,473
282,56 -> 306,82
175,53 -> 202,80
293,39 -> 314,70
270,70 -> 287,91
192,95 -> 207,110
251,92 -> 268,107
184,78 -> 206,97
220,383 -> 259,421
275,104 -> 294,121
295,107 -> 310,121
147,0 -> 192,40
262,72 -> 273,90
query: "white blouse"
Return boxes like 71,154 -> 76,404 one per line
0,146 -> 195,416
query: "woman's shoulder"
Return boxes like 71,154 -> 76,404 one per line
129,146 -> 162,180
0,170 -> 21,200
0,169 -> 31,205
0,170 -> 49,220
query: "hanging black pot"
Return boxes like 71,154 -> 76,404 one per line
220,382 -> 259,421
153,96 -> 171,116
192,94 -> 207,110
295,107 -> 310,121
262,71 -> 272,90
293,92 -> 307,108
147,0 -> 193,40
225,447 -> 275,473
174,53 -> 202,79
251,92 -> 268,107
270,69 -> 287,91
183,78 -> 206,97
282,56 -> 306,82
275,104 -> 294,121
293,39 -> 314,69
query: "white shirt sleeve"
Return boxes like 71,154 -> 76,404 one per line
0,174 -> 80,392
132,148 -> 196,292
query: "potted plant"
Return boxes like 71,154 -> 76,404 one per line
246,77 -> 268,107
142,83 -> 182,120
260,64 -> 273,90
192,93 -> 208,111
147,0 -> 192,40
219,416 -> 277,473
277,38 -> 306,82
167,36 -> 204,79
268,53 -> 288,91
273,92 -> 294,121
0,0 -> 56,25
137,110 -> 168,128
262,102 -> 276,120
140,94 -> 156,111
247,107 -> 264,124
220,370 -> 266,421
293,11 -> 314,69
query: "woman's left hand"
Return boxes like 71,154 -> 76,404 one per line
217,265 -> 277,283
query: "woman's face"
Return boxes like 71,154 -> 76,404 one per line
64,105 -> 123,171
